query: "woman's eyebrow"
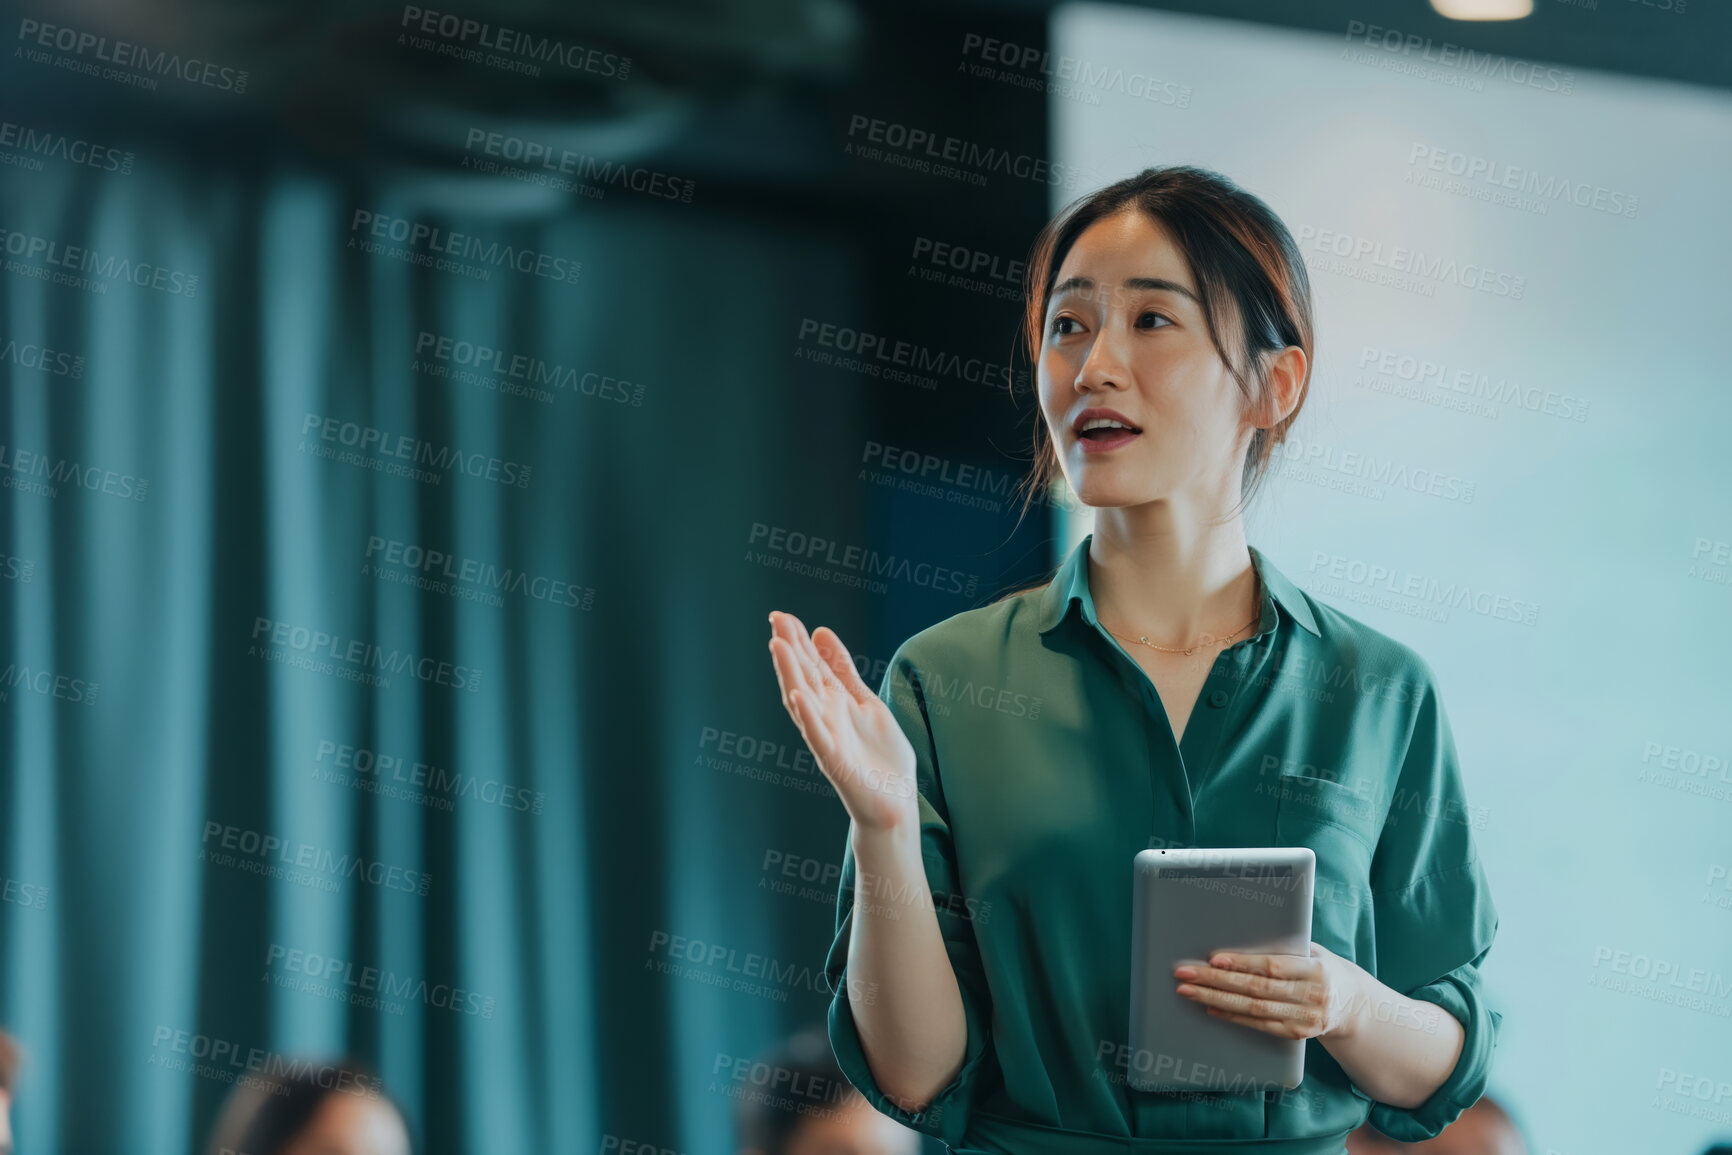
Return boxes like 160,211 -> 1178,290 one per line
1050,275 -> 1198,303
1123,276 -> 1198,301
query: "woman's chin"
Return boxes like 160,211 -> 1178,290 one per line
1069,485 -> 1161,510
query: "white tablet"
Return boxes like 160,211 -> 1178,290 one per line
1127,846 -> 1315,1094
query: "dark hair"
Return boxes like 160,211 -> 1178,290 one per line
0,1027 -> 20,1094
204,1057 -> 406,1155
994,164 -> 1315,603
734,1026 -> 864,1155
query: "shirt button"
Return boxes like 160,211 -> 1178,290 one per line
1208,689 -> 1229,709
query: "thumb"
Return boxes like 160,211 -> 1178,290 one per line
811,627 -> 875,701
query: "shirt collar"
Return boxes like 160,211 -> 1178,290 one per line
1036,533 -> 1321,639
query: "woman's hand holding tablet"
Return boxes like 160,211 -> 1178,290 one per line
1128,846 -> 1318,1092
1173,941 -> 1365,1041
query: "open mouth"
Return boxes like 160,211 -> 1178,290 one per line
1077,422 -> 1142,441
1071,408 -> 1143,452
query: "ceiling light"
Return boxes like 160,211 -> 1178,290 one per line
1429,0 -> 1534,19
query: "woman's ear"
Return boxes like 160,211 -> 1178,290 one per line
1253,345 -> 1307,430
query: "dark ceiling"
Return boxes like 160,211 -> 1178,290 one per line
7,0 -> 1724,196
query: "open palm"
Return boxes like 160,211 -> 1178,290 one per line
767,610 -> 919,831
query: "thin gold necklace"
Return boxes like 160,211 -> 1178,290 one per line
1100,576 -> 1262,657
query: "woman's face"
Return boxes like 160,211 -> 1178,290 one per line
1037,209 -> 1256,513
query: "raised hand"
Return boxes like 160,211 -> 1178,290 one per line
767,610 -> 919,832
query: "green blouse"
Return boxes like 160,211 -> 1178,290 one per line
824,533 -> 1501,1154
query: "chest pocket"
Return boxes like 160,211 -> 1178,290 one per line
1272,773 -> 1378,963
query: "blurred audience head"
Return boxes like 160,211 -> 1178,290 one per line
734,1026 -> 919,1155
205,1058 -> 409,1155
0,1026 -> 20,1155
1345,1094 -> 1526,1155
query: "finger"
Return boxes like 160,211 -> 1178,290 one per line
770,611 -> 817,683
1203,1006 -> 1307,1038
1209,951 -> 1321,982
767,636 -> 798,720
768,636 -> 818,717
811,626 -> 874,703
787,616 -> 842,696
772,618 -> 828,703
768,614 -> 810,696
775,663 -> 817,751
795,666 -> 855,774
767,626 -> 799,695
788,687 -> 837,768
1178,984 -> 1308,1023
1175,965 -> 1304,1002
804,626 -> 854,697
800,691 -> 840,762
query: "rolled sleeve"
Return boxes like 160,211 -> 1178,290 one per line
822,642 -> 997,1144
1359,672 -> 1503,1140
1354,951 -> 1503,1140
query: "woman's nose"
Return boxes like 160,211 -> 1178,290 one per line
1075,334 -> 1131,392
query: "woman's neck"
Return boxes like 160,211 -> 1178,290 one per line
1086,503 -> 1258,647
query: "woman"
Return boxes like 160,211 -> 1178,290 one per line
765,166 -> 1499,1154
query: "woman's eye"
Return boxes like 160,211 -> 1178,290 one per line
1137,311 -> 1172,330
1049,316 -> 1079,336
